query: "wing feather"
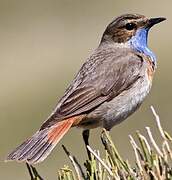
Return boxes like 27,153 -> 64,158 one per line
41,48 -> 145,129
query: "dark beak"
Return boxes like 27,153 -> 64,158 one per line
148,17 -> 166,28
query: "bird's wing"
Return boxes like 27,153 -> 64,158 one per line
40,48 -> 145,129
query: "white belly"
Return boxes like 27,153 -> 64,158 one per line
101,74 -> 152,130
81,72 -> 152,130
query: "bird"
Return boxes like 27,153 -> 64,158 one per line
6,13 -> 166,164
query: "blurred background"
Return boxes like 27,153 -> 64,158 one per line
0,0 -> 171,179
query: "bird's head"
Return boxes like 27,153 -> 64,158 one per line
102,14 -> 166,44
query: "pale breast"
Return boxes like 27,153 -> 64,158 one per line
81,66 -> 153,130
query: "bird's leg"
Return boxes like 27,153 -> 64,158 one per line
82,129 -> 91,160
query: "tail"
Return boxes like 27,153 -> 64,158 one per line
6,118 -> 75,164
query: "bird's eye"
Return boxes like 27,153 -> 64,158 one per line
125,23 -> 136,30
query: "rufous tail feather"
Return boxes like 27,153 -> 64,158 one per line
5,118 -> 75,164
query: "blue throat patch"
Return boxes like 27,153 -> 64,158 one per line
129,28 -> 156,63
